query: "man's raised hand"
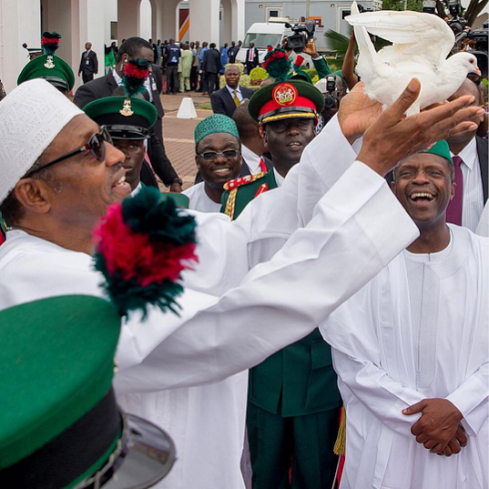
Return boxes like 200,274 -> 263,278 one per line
344,78 -> 484,176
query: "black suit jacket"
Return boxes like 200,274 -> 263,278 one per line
245,48 -> 259,68
79,50 -> 98,75
211,86 -> 255,117
73,71 -> 178,186
476,136 -> 488,203
202,49 -> 222,74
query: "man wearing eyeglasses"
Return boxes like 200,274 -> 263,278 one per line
0,78 -> 483,489
183,114 -> 242,212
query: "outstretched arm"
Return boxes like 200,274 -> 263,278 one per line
342,31 -> 359,91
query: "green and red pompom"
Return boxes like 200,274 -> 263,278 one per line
121,58 -> 150,97
93,187 -> 198,318
262,48 -> 291,83
41,32 -> 61,56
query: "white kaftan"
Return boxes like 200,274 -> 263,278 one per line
0,118 -> 418,489
321,225 -> 488,489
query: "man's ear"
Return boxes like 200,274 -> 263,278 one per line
450,181 -> 456,201
259,124 -> 268,147
389,180 -> 396,194
13,179 -> 52,215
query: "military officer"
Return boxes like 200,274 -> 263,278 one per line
17,32 -> 75,95
221,79 -> 342,489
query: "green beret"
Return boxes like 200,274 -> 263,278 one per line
420,140 -> 453,164
248,79 -> 324,124
195,114 -> 240,145
84,96 -> 157,140
17,55 -> 75,92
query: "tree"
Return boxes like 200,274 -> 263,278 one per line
464,0 -> 488,26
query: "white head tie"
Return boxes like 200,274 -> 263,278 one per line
0,79 -> 83,203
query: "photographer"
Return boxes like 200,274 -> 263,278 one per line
314,74 -> 348,132
281,35 -> 333,80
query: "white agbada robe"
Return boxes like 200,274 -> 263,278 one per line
321,225 -> 489,489
0,117 -> 418,489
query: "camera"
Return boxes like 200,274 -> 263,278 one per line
451,22 -> 488,78
324,76 -> 341,109
285,21 -> 316,53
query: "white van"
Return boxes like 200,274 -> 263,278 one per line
236,20 -> 294,65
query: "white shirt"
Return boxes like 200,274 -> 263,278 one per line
0,116 -> 418,489
476,200 -> 489,236
131,182 -> 143,196
241,145 -> 262,175
226,85 -> 243,103
451,137 -> 484,232
321,225 -> 489,489
183,182 -> 222,213
273,168 -> 285,187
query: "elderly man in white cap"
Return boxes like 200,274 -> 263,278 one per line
0,78 -> 483,489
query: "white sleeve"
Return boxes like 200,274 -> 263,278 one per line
446,362 -> 489,437
322,283 -> 425,439
231,117 -> 359,249
114,161 -> 419,392
332,350 -> 425,438
183,116 -> 361,290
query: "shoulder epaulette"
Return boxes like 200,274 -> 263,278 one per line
223,172 -> 267,191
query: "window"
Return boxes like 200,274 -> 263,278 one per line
110,22 -> 118,41
242,33 -> 283,49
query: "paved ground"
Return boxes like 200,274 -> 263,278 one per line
159,91 -> 213,191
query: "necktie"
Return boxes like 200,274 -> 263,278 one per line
446,155 -> 464,225
259,157 -> 267,173
233,89 -> 240,107
249,49 -> 253,62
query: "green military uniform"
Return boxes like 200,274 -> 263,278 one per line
221,79 -> 341,488
221,169 -> 342,488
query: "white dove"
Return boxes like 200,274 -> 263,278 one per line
346,2 -> 479,115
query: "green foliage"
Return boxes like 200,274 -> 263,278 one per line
225,62 -> 245,74
381,0 -> 423,11
303,68 -> 318,80
250,67 -> 268,81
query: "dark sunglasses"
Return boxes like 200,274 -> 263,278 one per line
198,149 -> 240,161
24,126 -> 113,177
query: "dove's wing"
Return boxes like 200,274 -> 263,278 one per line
346,10 -> 455,65
349,1 -> 382,75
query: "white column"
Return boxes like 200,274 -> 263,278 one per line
221,0 -> 232,45
118,0 -> 142,43
189,0 -> 220,45
0,0 -> 41,93
154,0 -> 179,41
78,0 -> 106,85
233,0 -> 245,42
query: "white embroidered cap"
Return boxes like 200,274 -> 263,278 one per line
0,79 -> 83,203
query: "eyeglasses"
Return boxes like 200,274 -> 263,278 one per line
24,126 -> 113,177
198,149 -> 240,161
467,72 -> 481,85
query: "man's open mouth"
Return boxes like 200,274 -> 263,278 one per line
409,192 -> 435,202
